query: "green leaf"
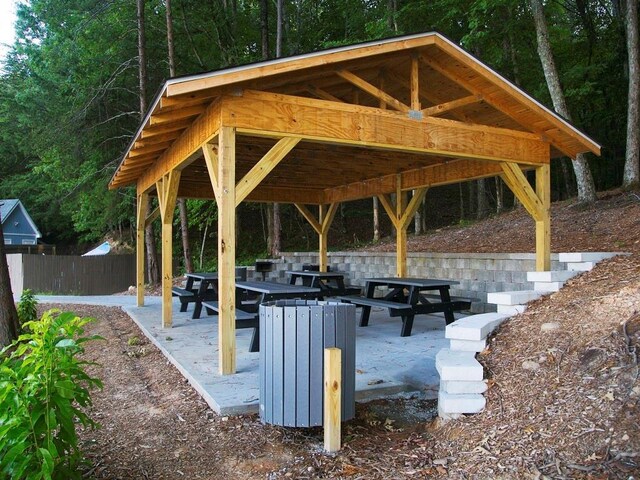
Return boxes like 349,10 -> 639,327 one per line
55,339 -> 76,348
54,380 -> 76,399
39,447 -> 54,479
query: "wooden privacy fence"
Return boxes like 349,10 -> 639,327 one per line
8,254 -> 170,295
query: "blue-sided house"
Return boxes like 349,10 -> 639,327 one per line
0,199 -> 42,246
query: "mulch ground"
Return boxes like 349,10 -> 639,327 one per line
38,189 -> 640,478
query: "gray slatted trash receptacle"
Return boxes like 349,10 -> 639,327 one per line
259,300 -> 356,427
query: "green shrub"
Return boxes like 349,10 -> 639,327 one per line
0,310 -> 103,479
17,289 -> 38,326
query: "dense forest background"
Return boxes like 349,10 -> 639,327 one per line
0,0 -> 637,268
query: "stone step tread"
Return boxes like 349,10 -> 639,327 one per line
436,349 -> 483,381
445,312 -> 509,341
441,380 -> 488,394
487,290 -> 544,306
567,262 -> 597,271
450,338 -> 487,352
527,270 -> 579,282
438,390 -> 486,414
558,252 -> 621,263
533,281 -> 564,292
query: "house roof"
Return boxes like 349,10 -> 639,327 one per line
109,32 -> 601,196
0,199 -> 42,238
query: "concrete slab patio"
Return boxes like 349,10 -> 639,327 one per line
34,295 -> 454,415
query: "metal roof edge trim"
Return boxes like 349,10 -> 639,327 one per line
164,32 -> 438,90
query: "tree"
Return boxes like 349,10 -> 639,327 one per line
0,208 -> 20,347
137,0 -> 160,284
623,0 -> 640,188
166,0 -> 194,273
529,0 -> 597,203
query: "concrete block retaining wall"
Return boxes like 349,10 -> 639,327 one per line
254,251 -> 563,313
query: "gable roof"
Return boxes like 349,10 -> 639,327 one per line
109,31 -> 601,191
0,199 -> 42,238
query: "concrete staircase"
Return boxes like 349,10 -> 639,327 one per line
486,252 -> 620,315
437,252 -> 622,420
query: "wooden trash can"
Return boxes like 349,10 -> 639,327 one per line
259,300 -> 356,427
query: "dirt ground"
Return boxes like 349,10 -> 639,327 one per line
42,190 -> 640,479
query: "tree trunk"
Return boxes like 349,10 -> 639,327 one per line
260,0 -> 269,59
138,0 -> 160,284
166,0 -> 193,273
0,209 -> 20,347
166,0 -> 176,77
476,179 -> 488,219
623,0 -> 640,187
144,198 -> 160,285
137,0 -> 147,117
276,0 -> 283,58
530,0 -> 597,203
372,197 -> 380,242
413,191 -> 422,234
272,203 -> 281,256
266,204 -> 274,254
387,0 -> 398,33
495,177 -> 504,213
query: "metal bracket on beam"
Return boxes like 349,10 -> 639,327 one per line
408,110 -> 423,120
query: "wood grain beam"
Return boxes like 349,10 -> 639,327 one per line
336,69 -> 410,113
325,158 -> 508,203
149,105 -> 207,126
134,99 -> 221,194
221,91 -> 550,167
294,204 -> 322,233
235,136 -> 301,205
202,141 -> 220,204
500,162 -> 543,221
411,55 -> 421,111
422,95 -> 482,117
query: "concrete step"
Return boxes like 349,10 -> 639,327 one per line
450,338 -> 487,352
527,270 -> 579,283
438,390 -> 486,414
559,252 -> 619,263
445,313 -> 510,341
534,281 -> 564,292
487,290 -> 544,306
441,380 -> 488,394
435,349 -> 483,382
567,261 -> 597,272
497,304 -> 527,315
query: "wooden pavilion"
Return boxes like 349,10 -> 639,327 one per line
109,32 -> 601,375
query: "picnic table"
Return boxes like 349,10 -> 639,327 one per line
338,277 -> 474,336
170,272 -> 221,319
201,280 -> 323,353
286,270 -> 361,297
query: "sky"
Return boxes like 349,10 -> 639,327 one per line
0,0 -> 18,61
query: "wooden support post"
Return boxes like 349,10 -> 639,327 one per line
136,192 -> 148,307
324,347 -> 341,453
377,186 -> 428,278
535,164 -> 551,271
218,126 -> 237,375
500,162 -> 551,271
396,176 -> 407,277
156,170 -> 181,328
294,203 -> 338,272
410,54 -> 421,111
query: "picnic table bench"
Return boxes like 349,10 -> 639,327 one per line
286,270 -> 362,297
338,277 -> 475,336
201,301 -> 260,352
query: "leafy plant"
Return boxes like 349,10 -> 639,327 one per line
0,310 -> 103,479
16,289 -> 38,326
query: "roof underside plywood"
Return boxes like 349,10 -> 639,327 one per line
109,33 -> 600,203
